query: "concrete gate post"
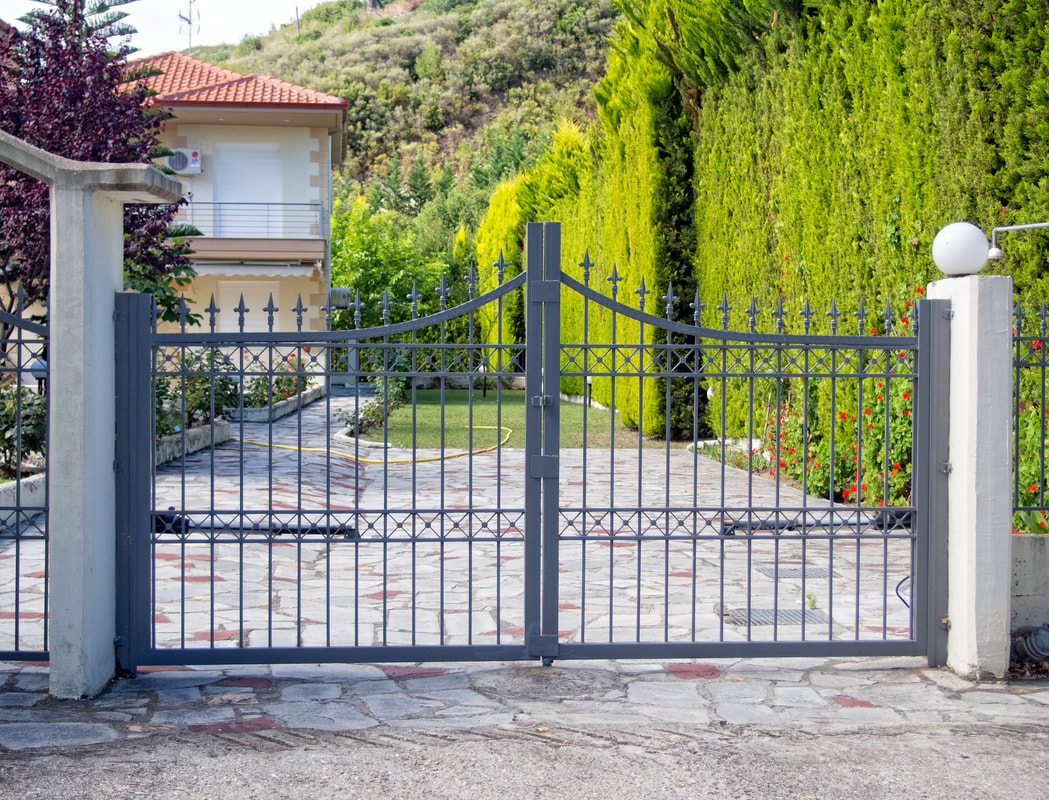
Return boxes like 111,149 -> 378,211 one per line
0,131 -> 181,698
927,274 -> 1013,680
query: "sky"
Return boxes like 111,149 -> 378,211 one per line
2,0 -> 325,57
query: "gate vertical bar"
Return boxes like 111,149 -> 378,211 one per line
114,292 -> 153,673
524,223 -> 545,657
540,223 -> 561,647
913,298 -> 950,666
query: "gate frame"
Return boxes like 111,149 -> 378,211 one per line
115,223 -> 950,672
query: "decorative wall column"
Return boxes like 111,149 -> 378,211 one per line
0,131 -> 181,698
927,274 -> 1013,679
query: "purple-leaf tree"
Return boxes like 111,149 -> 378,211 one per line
0,0 -> 197,329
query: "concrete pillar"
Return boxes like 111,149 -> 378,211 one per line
927,275 -> 1013,680
0,131 -> 182,698
46,186 -> 125,699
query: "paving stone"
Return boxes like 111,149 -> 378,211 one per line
772,686 -> 826,708
832,656 -> 926,672
14,674 -> 48,692
360,691 -> 442,719
269,663 -> 387,681
402,673 -> 471,692
706,680 -> 770,703
150,707 -> 236,726
958,691 -> 1028,706
111,674 -> 224,693
626,681 -> 704,707
265,700 -> 378,731
280,683 -> 342,701
746,657 -> 829,670
0,723 -> 117,751
413,688 -> 500,708
615,662 -> 666,674
346,679 -> 400,696
724,666 -> 805,683
0,692 -> 43,708
807,672 -> 873,690
921,669 -> 976,692
842,684 -> 949,711
155,687 -> 203,706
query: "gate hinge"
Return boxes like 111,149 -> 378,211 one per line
530,455 -> 558,478
527,634 -> 559,657
939,462 -> 952,476
529,281 -> 560,303
113,309 -> 120,324
531,395 -> 551,407
113,459 -> 120,472
942,309 -> 954,321
939,618 -> 952,631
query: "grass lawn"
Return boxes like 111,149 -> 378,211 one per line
359,389 -> 687,451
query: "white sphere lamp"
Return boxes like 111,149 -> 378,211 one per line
932,222 -> 990,276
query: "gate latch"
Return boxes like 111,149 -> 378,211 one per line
531,395 -> 551,407
529,281 -> 560,303
530,455 -> 559,479
939,462 -> 953,477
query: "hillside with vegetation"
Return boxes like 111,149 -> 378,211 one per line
198,0 -> 618,324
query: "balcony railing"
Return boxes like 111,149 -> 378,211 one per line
176,202 -> 326,239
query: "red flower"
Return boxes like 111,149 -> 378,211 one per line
1030,483 -> 1039,493
903,409 -> 910,417
902,392 -> 910,400
916,287 -> 924,294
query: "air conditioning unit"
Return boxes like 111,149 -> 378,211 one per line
164,148 -> 202,175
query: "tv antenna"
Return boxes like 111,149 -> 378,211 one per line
178,0 -> 201,55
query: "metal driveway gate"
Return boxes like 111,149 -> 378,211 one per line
115,223 -> 947,671
0,297 -> 49,662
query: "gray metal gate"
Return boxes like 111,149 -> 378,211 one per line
0,296 -> 49,662
115,222 -> 947,671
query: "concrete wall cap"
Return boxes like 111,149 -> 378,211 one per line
0,129 -> 182,203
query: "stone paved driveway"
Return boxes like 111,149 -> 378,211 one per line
1,392 -> 915,657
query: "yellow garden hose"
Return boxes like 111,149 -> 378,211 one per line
230,425 -> 514,465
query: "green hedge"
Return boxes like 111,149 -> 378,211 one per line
475,0 -> 1049,453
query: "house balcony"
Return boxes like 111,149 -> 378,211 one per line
176,201 -> 327,264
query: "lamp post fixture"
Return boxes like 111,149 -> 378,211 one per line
932,222 -> 991,277
28,359 -> 46,395
985,221 -> 1049,261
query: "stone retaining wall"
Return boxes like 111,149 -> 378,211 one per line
223,384 -> 327,423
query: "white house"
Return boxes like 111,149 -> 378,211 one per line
126,52 -> 348,333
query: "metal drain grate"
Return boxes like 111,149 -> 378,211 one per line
757,567 -> 838,580
723,608 -> 832,626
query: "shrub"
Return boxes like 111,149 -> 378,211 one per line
241,356 -> 316,409
154,349 -> 239,438
0,383 -> 46,479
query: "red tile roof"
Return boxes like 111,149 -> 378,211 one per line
124,52 -> 347,110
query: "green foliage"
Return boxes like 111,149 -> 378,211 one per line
0,384 -> 46,479
242,357 -> 316,409
336,374 -> 410,436
329,195 -> 447,327
154,349 -> 239,438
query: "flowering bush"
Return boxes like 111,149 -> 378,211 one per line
759,367 -> 913,507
